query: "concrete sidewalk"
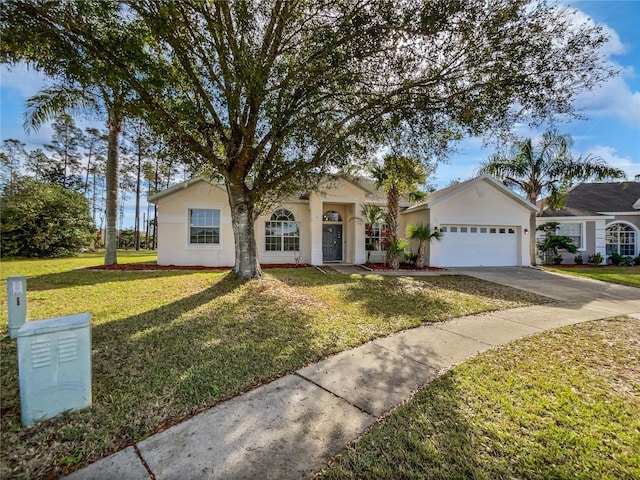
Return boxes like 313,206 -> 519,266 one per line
65,268 -> 640,480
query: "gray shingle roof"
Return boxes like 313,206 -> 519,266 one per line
540,182 -> 640,217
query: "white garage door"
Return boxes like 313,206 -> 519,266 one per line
438,225 -> 519,267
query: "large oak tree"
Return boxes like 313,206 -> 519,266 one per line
2,0 -> 615,278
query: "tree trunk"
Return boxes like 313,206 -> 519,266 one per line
416,241 -> 425,269
385,186 -> 400,266
227,181 -> 262,279
104,111 -> 122,265
134,144 -> 142,251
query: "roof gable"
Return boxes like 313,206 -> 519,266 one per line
402,174 -> 537,213
147,177 -> 223,203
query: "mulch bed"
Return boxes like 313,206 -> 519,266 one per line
361,263 -> 447,272
86,263 -> 311,271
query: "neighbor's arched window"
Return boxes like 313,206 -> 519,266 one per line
265,209 -> 300,252
606,223 -> 636,257
323,210 -> 342,222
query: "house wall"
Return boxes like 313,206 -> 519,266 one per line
155,181 -> 235,266
309,179 -> 368,265
610,214 -> 640,230
536,217 -> 610,264
255,202 -> 311,265
155,178 -> 368,267
399,209 -> 432,265
428,180 -> 532,267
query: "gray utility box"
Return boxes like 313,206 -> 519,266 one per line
6,275 -> 27,338
17,313 -> 92,426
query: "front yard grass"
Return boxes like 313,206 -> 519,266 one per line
0,254 -> 546,479
545,265 -> 640,288
318,317 -> 640,480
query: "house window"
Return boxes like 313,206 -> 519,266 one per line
557,223 -> 583,249
365,223 -> 386,251
189,209 -> 220,244
265,209 -> 300,252
606,223 -> 636,257
323,210 -> 342,222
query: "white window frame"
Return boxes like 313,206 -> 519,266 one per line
365,223 -> 386,251
188,208 -> 221,246
265,209 -> 301,253
606,222 -> 637,257
556,222 -> 585,251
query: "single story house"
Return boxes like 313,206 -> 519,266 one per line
148,174 -> 537,268
537,181 -> 640,263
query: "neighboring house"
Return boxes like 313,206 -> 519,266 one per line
537,182 -> 640,263
148,174 -> 536,268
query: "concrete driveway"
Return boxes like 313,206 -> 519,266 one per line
450,267 -> 639,303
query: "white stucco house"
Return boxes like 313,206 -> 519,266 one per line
148,174 -> 537,268
536,182 -> 640,263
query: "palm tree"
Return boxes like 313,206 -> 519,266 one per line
478,130 -> 626,265
371,154 -> 427,266
25,83 -> 128,266
406,223 -> 442,269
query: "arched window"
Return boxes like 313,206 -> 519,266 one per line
606,223 -> 636,257
265,209 -> 300,252
323,210 -> 342,222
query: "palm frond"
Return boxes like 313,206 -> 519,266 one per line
24,85 -> 97,133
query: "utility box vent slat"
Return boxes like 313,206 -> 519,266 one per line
17,313 -> 92,426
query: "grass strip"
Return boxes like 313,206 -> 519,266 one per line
544,266 -> 640,288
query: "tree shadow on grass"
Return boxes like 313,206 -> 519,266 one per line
318,371 -> 515,479
7,272 -> 338,476
21,268 -> 219,292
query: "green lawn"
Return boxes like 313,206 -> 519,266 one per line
319,317 -> 640,480
544,265 -> 640,287
0,253 -> 546,479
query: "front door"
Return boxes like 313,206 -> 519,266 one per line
322,224 -> 343,262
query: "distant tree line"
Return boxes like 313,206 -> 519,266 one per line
0,113 -> 186,257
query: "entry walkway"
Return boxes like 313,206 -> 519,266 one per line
65,268 -> 640,480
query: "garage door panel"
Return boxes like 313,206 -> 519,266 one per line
438,226 -> 518,267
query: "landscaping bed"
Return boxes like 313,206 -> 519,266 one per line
86,263 -> 310,271
361,263 -> 447,272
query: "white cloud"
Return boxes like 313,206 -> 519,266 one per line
558,6 -> 640,130
575,75 -> 640,130
580,144 -> 640,179
0,64 -> 48,98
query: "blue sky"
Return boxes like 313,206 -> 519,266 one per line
1,1 -> 639,228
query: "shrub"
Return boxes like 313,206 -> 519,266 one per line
588,252 -> 604,266
1,177 -> 94,257
609,252 -> 633,266
574,254 -> 583,265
